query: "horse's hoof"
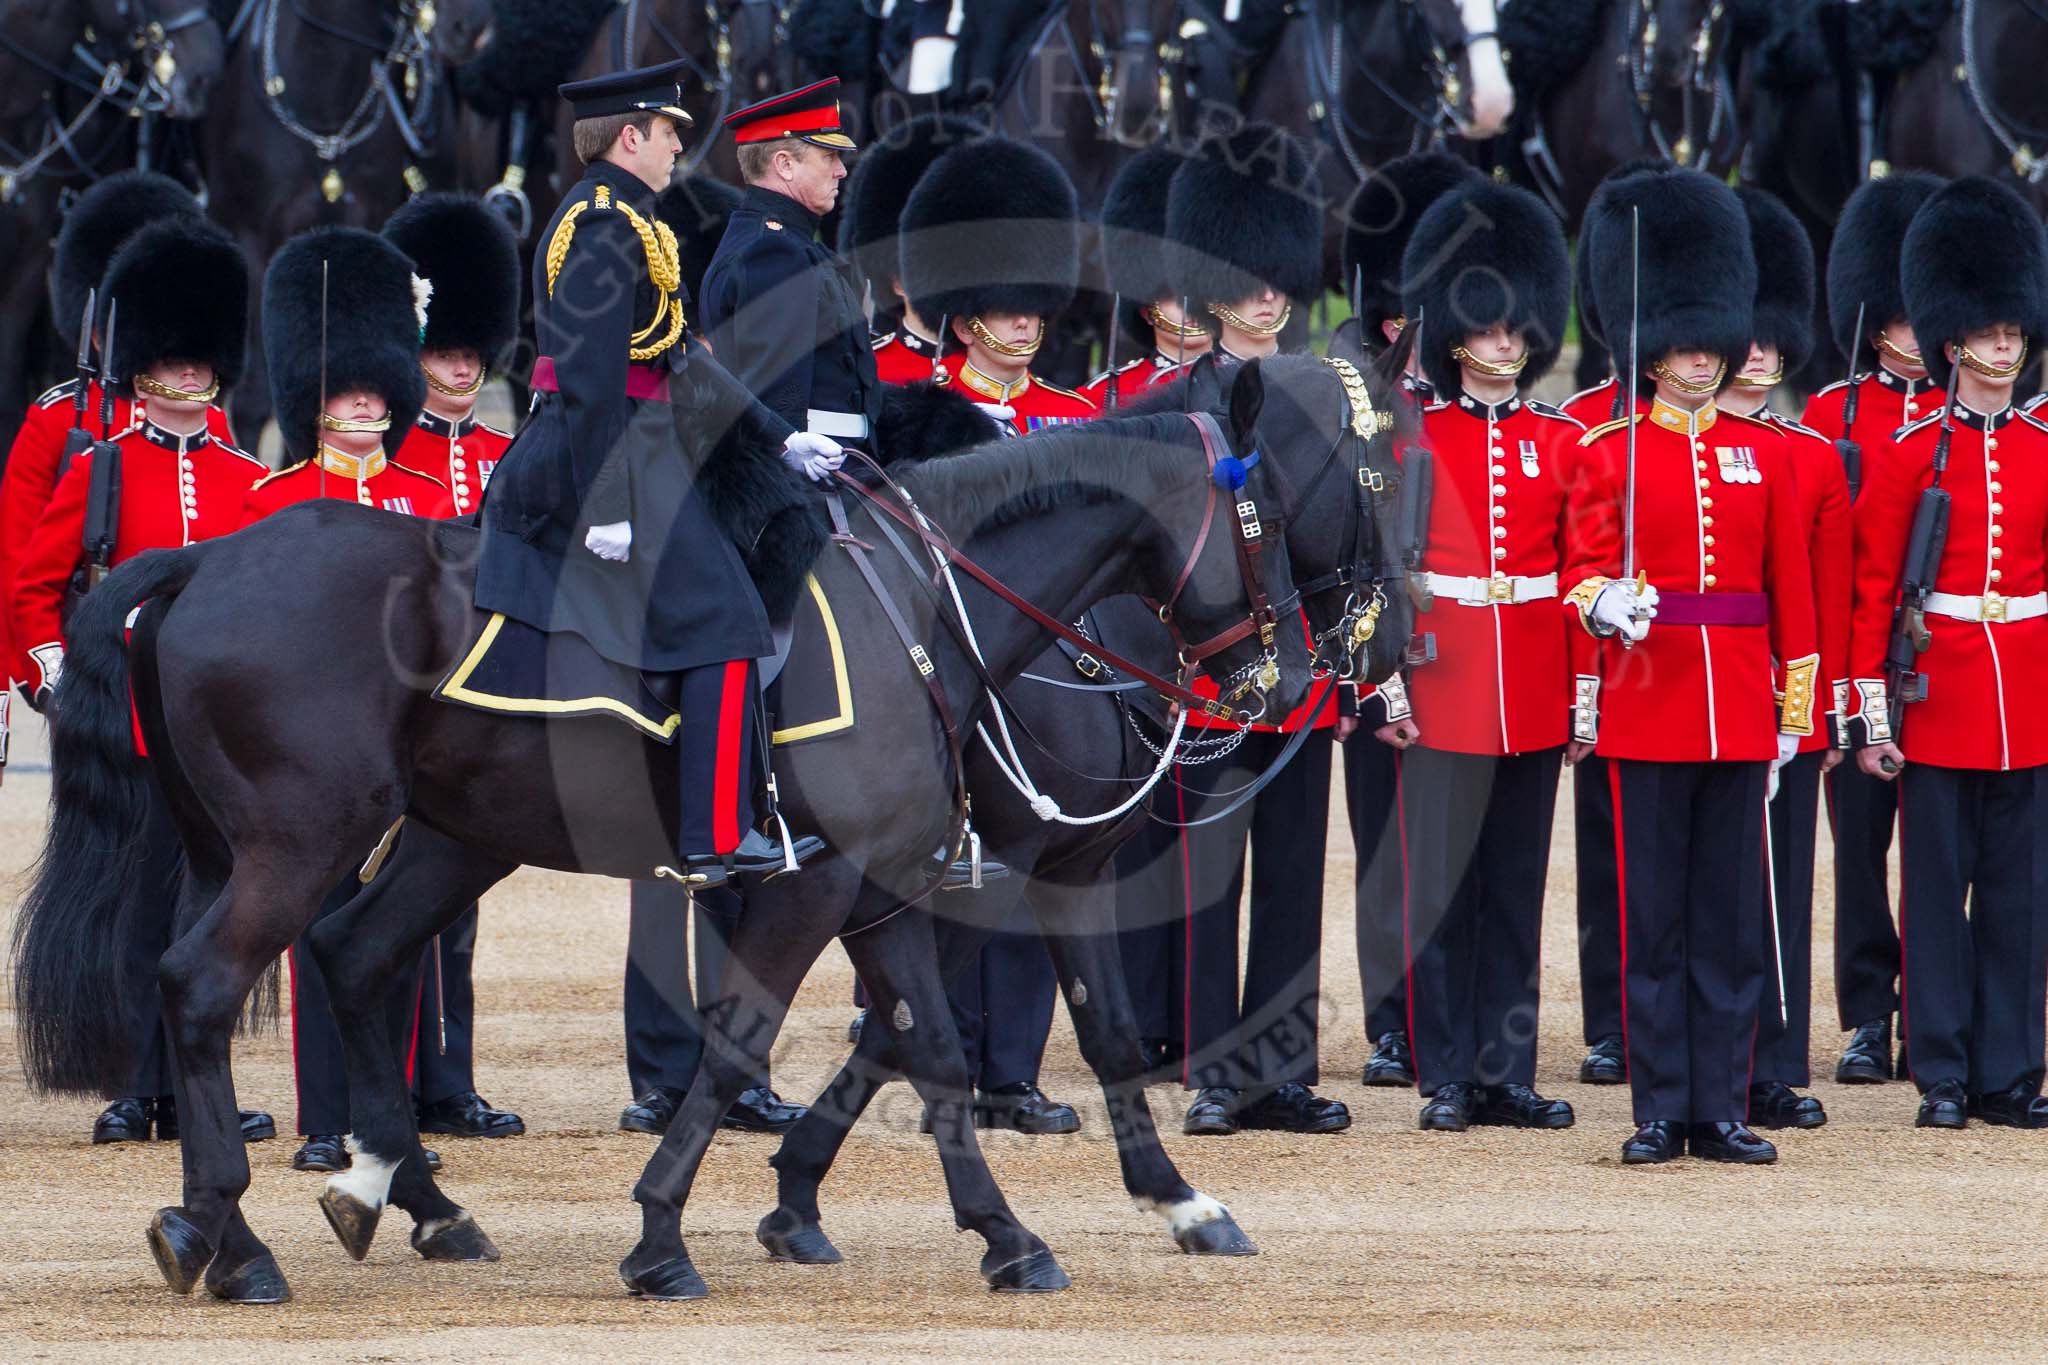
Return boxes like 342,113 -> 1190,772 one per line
620,1252 -> 709,1300
1175,1213 -> 1258,1257
411,1211 -> 500,1262
756,1212 -> 843,1264
317,1186 -> 383,1262
146,1207 -> 214,1295
204,1249 -> 292,1304
983,1246 -> 1071,1293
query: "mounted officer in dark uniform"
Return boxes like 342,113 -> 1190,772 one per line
473,59 -> 840,885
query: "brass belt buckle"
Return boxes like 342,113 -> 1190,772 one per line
1487,574 -> 1515,604
1074,652 -> 1103,679
1982,592 -> 2007,623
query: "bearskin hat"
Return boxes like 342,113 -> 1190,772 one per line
51,170 -> 203,351
1826,169 -> 1943,365
100,217 -> 248,400
1101,141 -> 1190,344
262,227 -> 427,462
838,113 -> 983,293
1585,165 -> 1755,389
1402,180 -> 1570,395
1573,156 -> 1665,349
1902,176 -> 2048,391
1340,151 -> 1478,351
655,175 -> 745,308
381,193 -> 522,368
899,135 -> 1079,325
1736,186 -> 1816,376
1168,122 -> 1323,334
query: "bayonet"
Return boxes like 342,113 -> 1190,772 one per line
96,299 -> 117,440
1838,299 -> 1868,499
1104,291 -> 1122,410
61,288 -> 95,477
318,258 -> 330,501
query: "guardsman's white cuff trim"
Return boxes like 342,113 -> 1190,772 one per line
28,643 -> 63,698
1851,677 -> 1892,746
1832,679 -> 1852,750
1572,674 -> 1600,743
1375,674 -> 1412,724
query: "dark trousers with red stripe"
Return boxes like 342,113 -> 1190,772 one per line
1343,734 -> 1408,1041
1611,758 -> 1769,1125
675,658 -> 759,858
624,882 -> 768,1095
1897,763 -> 2048,1097
1828,761 -> 1903,1029
1573,754 -> 1626,1045
946,899 -> 1059,1090
1399,745 -> 1562,1093
1754,749 -> 1823,1086
1175,729 -> 1333,1093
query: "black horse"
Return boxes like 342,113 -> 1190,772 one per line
13,367 -> 1340,1303
756,347 -> 1416,1273
204,0 -> 491,442
1885,1 -> 2048,210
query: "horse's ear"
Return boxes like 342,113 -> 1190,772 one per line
1229,357 -> 1265,452
1372,321 -> 1419,391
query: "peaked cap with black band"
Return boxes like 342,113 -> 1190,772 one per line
1341,151 -> 1479,351
1901,175 -> 2048,391
1735,185 -> 1817,376
263,227 -> 428,462
1573,156 -> 1666,350
1167,121 -> 1323,336
838,112 -> 983,294
1101,140 -> 1190,345
382,192 -> 522,367
1825,169 -> 1944,367
1585,164 -> 1755,392
100,217 -> 249,401
899,134 -> 1079,326
1402,179 -> 1570,395
51,170 -> 203,351
560,56 -> 694,124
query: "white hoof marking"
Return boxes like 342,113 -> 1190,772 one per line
416,1210 -> 469,1242
325,1138 -> 398,1209
1135,1191 -> 1228,1235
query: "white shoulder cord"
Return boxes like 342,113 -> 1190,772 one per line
904,499 -> 1187,824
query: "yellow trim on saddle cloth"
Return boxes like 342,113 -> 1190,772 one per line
772,574 -> 854,745
437,612 -> 683,739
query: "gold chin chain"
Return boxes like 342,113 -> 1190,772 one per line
1207,301 -> 1292,336
1142,302 -> 1207,340
1450,344 -> 1529,378
967,316 -> 1043,358
424,364 -> 487,399
133,374 -> 220,404
1731,367 -> 1784,389
1958,339 -> 2029,380
1650,358 -> 1726,395
1872,332 -> 1923,366
319,412 -> 393,434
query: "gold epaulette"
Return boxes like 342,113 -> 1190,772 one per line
1577,414 -> 1641,446
248,459 -> 311,491
1036,378 -> 1098,409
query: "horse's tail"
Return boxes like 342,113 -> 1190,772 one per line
11,543 -> 212,1095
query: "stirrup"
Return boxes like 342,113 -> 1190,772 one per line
653,864 -> 724,889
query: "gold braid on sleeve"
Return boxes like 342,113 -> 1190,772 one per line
1778,653 -> 1819,737
1564,576 -> 1613,637
543,197 -> 687,362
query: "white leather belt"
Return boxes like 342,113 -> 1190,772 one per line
807,408 -> 869,440
1424,571 -> 1559,606
1924,589 -> 2048,624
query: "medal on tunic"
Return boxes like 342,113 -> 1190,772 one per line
1715,446 -> 1761,484
1518,438 -> 1539,477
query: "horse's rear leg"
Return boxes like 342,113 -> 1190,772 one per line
838,904 -> 1069,1293
153,867 -> 326,1302
307,831 -> 514,1263
621,862 -> 861,1300
761,909 -> 994,1265
1032,875 -> 1257,1257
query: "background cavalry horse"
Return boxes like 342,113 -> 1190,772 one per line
12,365 -> 1355,1304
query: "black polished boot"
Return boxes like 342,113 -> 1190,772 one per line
1182,1086 -> 1241,1136
1915,1079 -> 1969,1129
419,1090 -> 525,1138
1361,1031 -> 1415,1087
1621,1120 -> 1684,1164
91,1098 -> 152,1144
975,1083 -> 1080,1135
1972,1084 -> 2048,1129
1748,1082 -> 1826,1130
1578,1033 -> 1627,1085
1418,1082 -> 1476,1132
1474,1084 -> 1575,1129
721,1086 -> 808,1133
619,1086 -> 684,1136
1688,1122 -> 1778,1164
687,829 -> 825,880
1834,1018 -> 1894,1085
1237,1082 -> 1351,1133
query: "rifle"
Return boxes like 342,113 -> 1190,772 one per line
1880,380 -> 1959,748
1837,300 -> 1867,500
71,300 -> 122,610
59,288 -> 96,481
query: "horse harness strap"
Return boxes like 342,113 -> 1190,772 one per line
1164,411 -> 1280,668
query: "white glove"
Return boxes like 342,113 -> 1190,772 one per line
1590,579 -> 1658,642
1769,732 -> 1800,801
585,521 -> 632,562
980,403 -> 1016,425
782,431 -> 845,482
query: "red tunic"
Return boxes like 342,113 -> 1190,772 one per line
872,328 -> 942,386
1849,404 -> 2048,771
12,420 -> 262,692
1558,377 -> 1642,429
242,451 -> 455,525
396,410 -> 513,518
933,352 -> 1099,435
1076,354 -> 1193,409
0,381 -> 232,684
1752,409 -> 1853,752
1562,400 -> 1819,762
1800,367 -> 1946,453
1406,394 -> 1580,755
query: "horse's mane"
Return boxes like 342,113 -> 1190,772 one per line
894,412 -> 1204,538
